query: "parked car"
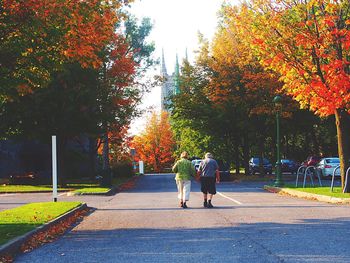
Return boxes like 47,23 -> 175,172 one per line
281,159 -> 299,174
249,157 -> 273,175
217,160 -> 231,181
302,156 -> 322,167
315,157 -> 340,178
191,159 -> 202,172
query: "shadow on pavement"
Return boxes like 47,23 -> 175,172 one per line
16,217 -> 350,263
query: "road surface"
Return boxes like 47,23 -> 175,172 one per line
4,174 -> 350,262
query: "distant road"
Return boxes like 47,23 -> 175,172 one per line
6,174 -> 350,262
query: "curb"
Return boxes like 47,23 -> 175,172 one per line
264,185 -> 350,204
0,203 -> 88,258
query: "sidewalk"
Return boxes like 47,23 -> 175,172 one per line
264,185 -> 350,204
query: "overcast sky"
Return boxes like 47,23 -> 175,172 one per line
128,0 -> 237,135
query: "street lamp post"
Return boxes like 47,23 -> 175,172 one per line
273,95 -> 284,187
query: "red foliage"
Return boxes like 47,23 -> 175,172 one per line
131,111 -> 176,172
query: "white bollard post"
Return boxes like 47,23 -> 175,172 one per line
52,136 -> 58,202
139,161 -> 144,175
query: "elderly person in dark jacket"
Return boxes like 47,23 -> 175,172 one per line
172,151 -> 196,208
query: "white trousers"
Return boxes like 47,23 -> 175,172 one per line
176,180 -> 191,202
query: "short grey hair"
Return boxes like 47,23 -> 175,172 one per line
205,152 -> 213,159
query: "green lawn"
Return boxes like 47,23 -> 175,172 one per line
0,202 -> 81,245
73,187 -> 110,194
0,176 -> 133,194
72,176 -> 133,195
285,185 -> 350,198
0,185 -> 72,193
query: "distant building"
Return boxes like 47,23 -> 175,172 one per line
160,50 -> 180,111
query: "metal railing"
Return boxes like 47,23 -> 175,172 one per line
343,167 -> 350,193
330,165 -> 341,192
295,165 -> 322,188
295,166 -> 305,187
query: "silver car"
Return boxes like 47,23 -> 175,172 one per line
315,157 -> 340,178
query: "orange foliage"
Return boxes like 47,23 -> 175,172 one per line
107,33 -> 137,88
209,9 -> 282,116
131,111 -> 176,173
2,0 -> 126,69
231,1 -> 350,116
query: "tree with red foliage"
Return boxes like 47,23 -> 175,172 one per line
132,111 -> 176,173
0,0 -> 123,99
230,0 -> 350,190
98,16 -> 156,175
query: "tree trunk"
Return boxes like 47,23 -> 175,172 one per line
335,109 -> 350,192
285,133 -> 289,159
310,126 -> 320,155
101,130 -> 112,186
88,137 -> 98,179
243,133 -> 250,175
258,136 -> 265,177
234,139 -> 240,176
102,131 -> 110,171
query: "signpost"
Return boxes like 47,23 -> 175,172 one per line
52,135 -> 58,202
139,161 -> 144,175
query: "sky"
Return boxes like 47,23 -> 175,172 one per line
127,0 -> 237,135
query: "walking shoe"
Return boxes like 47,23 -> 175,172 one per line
182,202 -> 188,209
207,201 -> 214,208
179,201 -> 183,207
203,200 -> 208,208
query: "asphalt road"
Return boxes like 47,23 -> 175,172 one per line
4,174 -> 350,262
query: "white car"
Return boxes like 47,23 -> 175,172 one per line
191,159 -> 202,171
315,157 -> 340,178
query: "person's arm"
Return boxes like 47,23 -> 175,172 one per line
190,163 -> 196,177
215,170 -> 220,183
196,162 -> 203,180
172,161 -> 178,173
215,160 -> 220,183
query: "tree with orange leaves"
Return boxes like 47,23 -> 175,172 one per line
0,0 -> 125,100
132,111 -> 176,173
230,0 -> 350,190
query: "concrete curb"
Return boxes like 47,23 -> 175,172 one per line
264,185 -> 350,204
0,203 -> 88,258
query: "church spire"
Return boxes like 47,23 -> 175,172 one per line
161,48 -> 167,76
174,53 -> 180,95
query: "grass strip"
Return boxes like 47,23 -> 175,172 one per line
0,202 -> 81,245
0,185 -> 71,193
72,176 -> 133,195
73,187 -> 110,194
285,185 -> 350,198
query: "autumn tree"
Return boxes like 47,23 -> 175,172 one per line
132,111 -> 176,173
231,0 -> 350,189
0,0 -> 124,101
98,15 -> 156,178
0,12 -> 155,184
170,9 -> 335,176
